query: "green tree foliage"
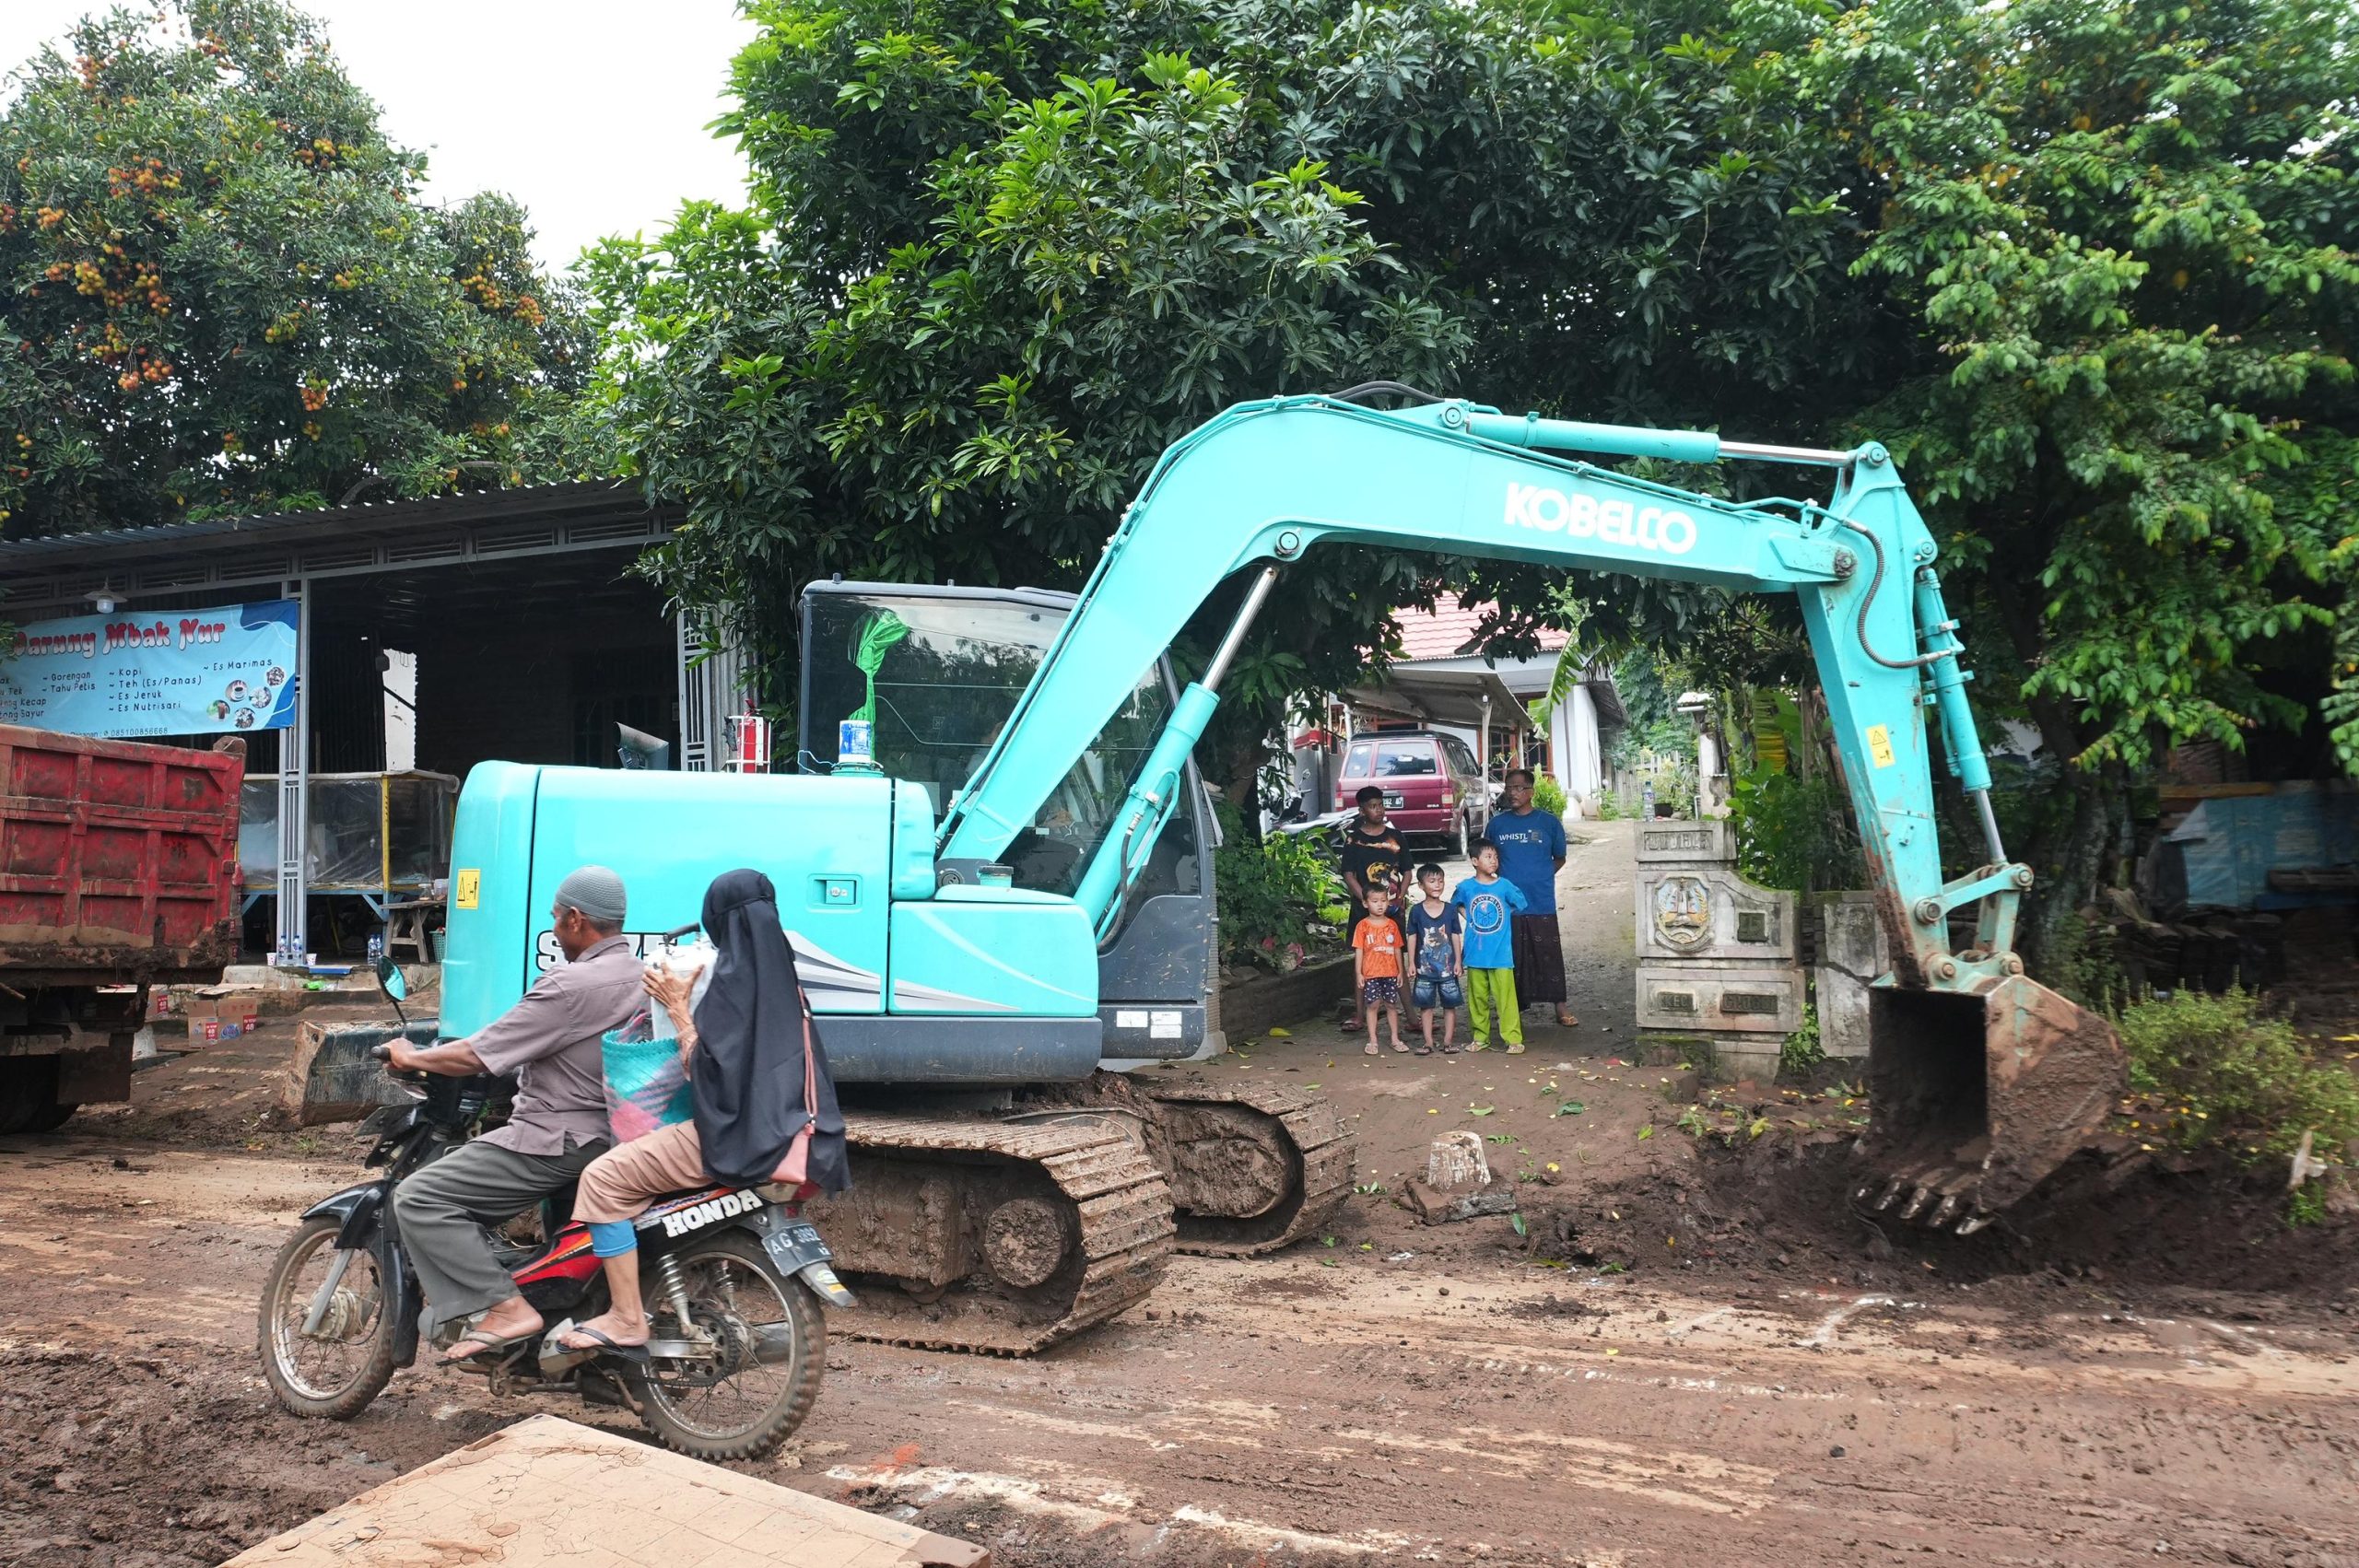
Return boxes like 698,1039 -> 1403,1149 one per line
0,0 -> 599,533
1783,0 -> 2359,943
1728,766 -> 1865,892
1211,804 -> 1344,969
600,0 -> 2358,935
592,0 -> 1880,803
1530,772 -> 1568,820
1605,649 -> 1693,776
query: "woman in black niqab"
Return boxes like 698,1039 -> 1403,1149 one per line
690,869 -> 851,1192
559,869 -> 851,1356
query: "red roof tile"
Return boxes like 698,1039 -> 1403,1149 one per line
1394,593 -> 1569,661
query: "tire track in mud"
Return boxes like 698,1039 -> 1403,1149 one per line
800,1252 -> 2359,1565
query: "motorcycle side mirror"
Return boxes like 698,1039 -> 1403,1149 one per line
375,955 -> 408,1003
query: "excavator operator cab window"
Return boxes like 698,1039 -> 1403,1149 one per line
797,582 -> 1200,902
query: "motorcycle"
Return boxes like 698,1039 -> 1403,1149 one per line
256,952 -> 853,1461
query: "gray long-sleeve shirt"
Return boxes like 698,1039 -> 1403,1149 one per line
466,933 -> 642,1155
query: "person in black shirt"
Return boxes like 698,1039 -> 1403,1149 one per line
1335,785 -> 1404,1030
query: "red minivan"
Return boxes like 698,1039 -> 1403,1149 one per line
1335,730 -> 1492,854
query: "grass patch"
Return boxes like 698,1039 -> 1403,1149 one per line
2117,988 -> 2359,1164
1778,1004 -> 1825,1082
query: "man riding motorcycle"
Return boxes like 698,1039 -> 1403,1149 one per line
386,864 -> 640,1363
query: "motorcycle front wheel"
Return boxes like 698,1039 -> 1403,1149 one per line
258,1215 -> 399,1420
630,1230 -> 826,1461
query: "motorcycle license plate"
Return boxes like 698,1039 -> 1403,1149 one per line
1383,792 -> 1405,809
760,1220 -> 833,1272
762,1221 -> 855,1306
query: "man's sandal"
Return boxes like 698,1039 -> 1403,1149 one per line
439,1328 -> 536,1365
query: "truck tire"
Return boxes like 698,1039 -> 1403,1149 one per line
22,1100 -> 76,1133
0,1059 -> 54,1135
0,1058 -> 77,1135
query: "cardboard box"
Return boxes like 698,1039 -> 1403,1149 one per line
221,1414 -> 989,1567
182,986 -> 264,1032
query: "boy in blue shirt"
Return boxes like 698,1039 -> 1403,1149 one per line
1451,842 -> 1530,1052
1483,768 -> 1577,1029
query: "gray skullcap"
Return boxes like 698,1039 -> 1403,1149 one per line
554,865 -> 628,924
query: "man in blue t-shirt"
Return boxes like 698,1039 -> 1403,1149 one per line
1482,768 -> 1577,1029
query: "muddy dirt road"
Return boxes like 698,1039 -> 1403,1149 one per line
3,1133 -> 2356,1568
6,824 -> 2357,1567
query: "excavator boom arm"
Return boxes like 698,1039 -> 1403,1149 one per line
938,391 -> 2125,1228
942,394 -> 1997,988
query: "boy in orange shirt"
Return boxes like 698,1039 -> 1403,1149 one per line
1353,884 -> 1407,1056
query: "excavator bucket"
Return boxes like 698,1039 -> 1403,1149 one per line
1858,975 -> 2124,1230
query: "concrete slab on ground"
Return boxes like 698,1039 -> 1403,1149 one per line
219,1414 -> 986,1568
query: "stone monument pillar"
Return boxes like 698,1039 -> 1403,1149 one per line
1805,892 -> 1888,1067
1633,819 -> 1806,1082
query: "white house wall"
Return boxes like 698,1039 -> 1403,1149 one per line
1566,685 -> 1604,817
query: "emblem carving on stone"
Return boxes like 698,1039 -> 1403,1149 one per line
1652,874 -> 1711,948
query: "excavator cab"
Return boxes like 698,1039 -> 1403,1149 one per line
797,579 -> 1221,1061
794,581 -> 1351,1270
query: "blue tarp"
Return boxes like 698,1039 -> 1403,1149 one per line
2158,788 -> 2357,911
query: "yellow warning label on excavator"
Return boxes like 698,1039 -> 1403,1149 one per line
453,869 -> 481,910
1865,725 -> 1896,768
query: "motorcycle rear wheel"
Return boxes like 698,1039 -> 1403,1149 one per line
258,1215 -> 399,1420
629,1231 -> 825,1462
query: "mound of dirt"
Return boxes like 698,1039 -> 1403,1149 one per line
1891,1142 -> 2349,1302
1518,1132 -> 2359,1314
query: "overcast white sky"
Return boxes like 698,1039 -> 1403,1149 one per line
0,0 -> 758,274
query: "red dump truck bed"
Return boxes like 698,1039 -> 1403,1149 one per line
0,727 -> 244,1131
0,725 -> 244,976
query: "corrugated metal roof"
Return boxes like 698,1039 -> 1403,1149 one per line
0,480 -> 646,569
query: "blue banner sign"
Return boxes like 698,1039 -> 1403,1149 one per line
0,600 -> 299,738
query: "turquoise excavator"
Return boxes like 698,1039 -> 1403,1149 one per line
417,387 -> 2124,1353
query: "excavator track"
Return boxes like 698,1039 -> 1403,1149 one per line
1144,1082 -> 1355,1257
803,1112 -> 1173,1356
